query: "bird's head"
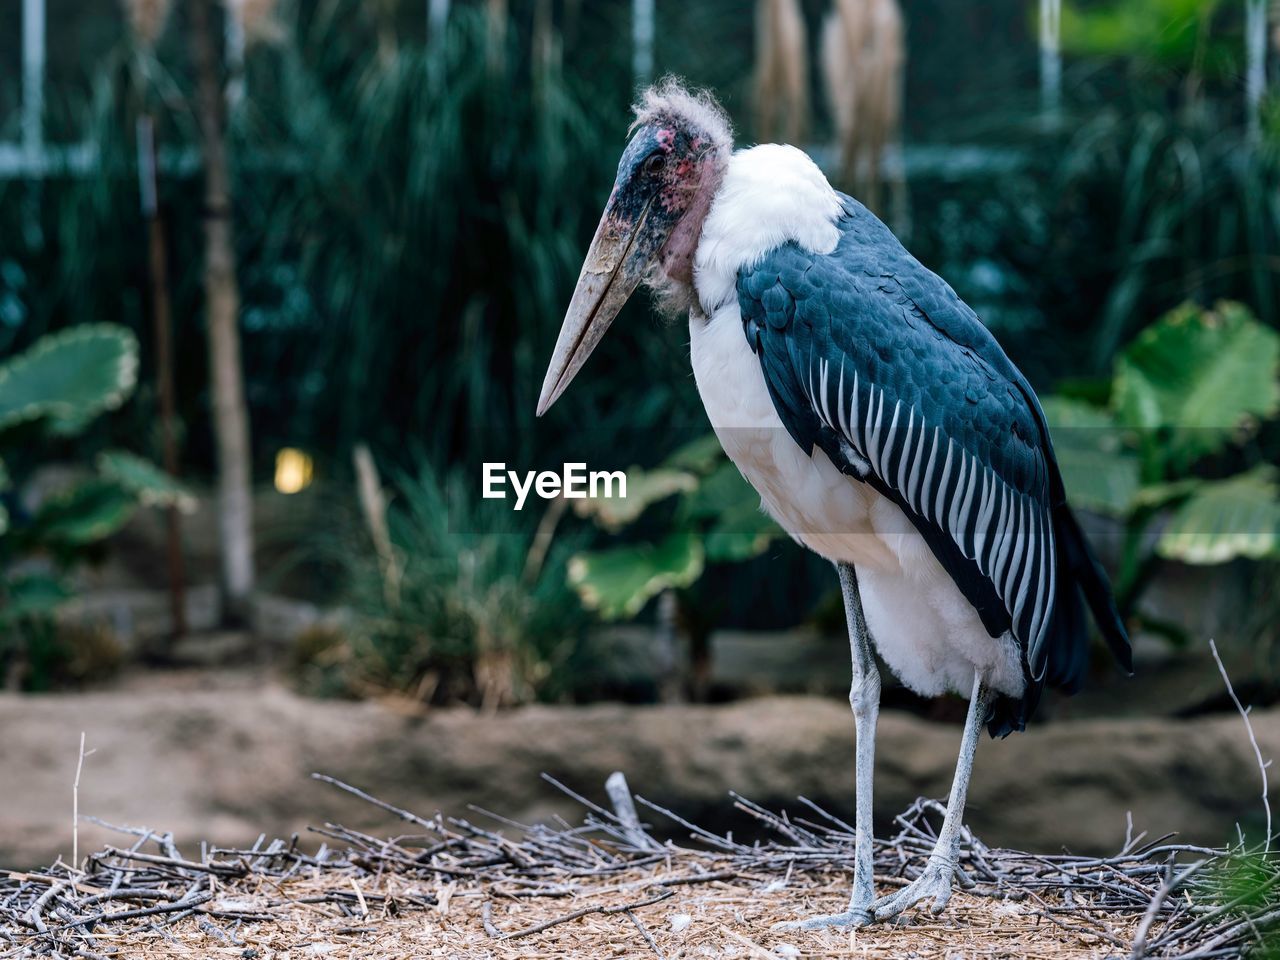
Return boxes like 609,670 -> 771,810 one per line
536,80 -> 732,416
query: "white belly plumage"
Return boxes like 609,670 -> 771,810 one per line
688,304 -> 1026,699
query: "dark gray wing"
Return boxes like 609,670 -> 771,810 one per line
737,197 -> 1072,711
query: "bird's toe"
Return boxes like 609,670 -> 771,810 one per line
871,861 -> 956,922
773,908 -> 872,932
928,887 -> 953,915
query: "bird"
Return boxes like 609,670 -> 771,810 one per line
536,79 -> 1132,928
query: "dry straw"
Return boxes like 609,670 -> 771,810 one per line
821,0 -> 905,214
753,0 -> 810,146
229,0 -> 286,46
120,0 -> 171,50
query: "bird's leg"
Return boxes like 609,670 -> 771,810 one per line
843,562 -> 880,919
777,563 -> 880,931
872,670 -> 990,922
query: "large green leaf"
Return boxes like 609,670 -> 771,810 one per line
0,573 -> 72,623
0,324 -> 139,433
567,533 -> 704,620
1155,466 -> 1280,564
704,508 -> 779,564
679,461 -> 757,519
660,434 -> 724,475
97,451 -> 198,514
1042,396 -> 1141,515
572,467 -> 696,531
1130,477 -> 1203,510
30,479 -> 138,547
1113,302 -> 1280,469
674,460 -> 782,561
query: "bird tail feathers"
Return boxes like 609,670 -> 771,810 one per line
1055,503 -> 1133,675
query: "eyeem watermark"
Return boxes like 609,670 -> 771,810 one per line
482,462 -> 626,511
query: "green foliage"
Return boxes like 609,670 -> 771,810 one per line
97,450 -> 199,514
229,4 -> 697,473
25,479 -> 140,552
0,574 -> 73,627
1047,301 -> 1280,637
1039,397 -> 1141,514
1062,111 -> 1280,365
568,533 -> 704,620
905,93 -> 1280,394
1198,848 -> 1280,955
573,469 -> 698,533
1157,466 -> 1280,564
1114,301 -> 1280,473
1059,0 -> 1231,73
0,325 -> 138,433
0,325 -> 192,688
294,458 -> 588,707
566,437 -> 781,621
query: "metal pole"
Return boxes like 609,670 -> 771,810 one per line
1039,0 -> 1061,117
22,0 -> 45,170
633,0 -> 654,87
225,0 -> 246,108
20,0 -> 45,245
428,0 -> 450,41
1246,0 -> 1267,140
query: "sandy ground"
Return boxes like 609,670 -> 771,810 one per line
1,670 -> 1275,869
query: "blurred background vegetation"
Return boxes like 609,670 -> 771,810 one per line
0,0 -> 1276,713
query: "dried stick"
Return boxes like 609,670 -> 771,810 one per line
1209,638 -> 1272,850
626,908 -> 666,958
311,774 -> 437,831
495,888 -> 674,940
71,732 -> 94,872
1130,858 -> 1208,959
605,771 -> 660,851
100,847 -> 243,877
24,881 -> 67,933
718,924 -> 778,960
67,891 -> 213,927
353,444 -> 401,609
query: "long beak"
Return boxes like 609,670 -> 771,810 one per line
536,203 -> 650,416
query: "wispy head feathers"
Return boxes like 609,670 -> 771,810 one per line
631,77 -> 734,154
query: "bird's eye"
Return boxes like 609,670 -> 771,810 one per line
644,154 -> 665,175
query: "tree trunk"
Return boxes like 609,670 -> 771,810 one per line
137,114 -> 187,639
189,0 -> 254,624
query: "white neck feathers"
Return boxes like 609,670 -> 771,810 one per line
692,144 -> 843,316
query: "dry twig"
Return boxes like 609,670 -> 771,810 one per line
1209,638 -> 1272,851
1,771 -> 1274,958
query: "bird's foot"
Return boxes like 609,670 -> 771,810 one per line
773,906 -> 872,932
871,857 -> 957,921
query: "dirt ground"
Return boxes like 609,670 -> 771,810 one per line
1,668 -> 1275,869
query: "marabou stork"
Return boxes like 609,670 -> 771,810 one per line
536,81 -> 1132,928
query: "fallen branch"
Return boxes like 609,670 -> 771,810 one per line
491,887 -> 674,940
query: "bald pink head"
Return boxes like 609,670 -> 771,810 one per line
537,80 -> 733,416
